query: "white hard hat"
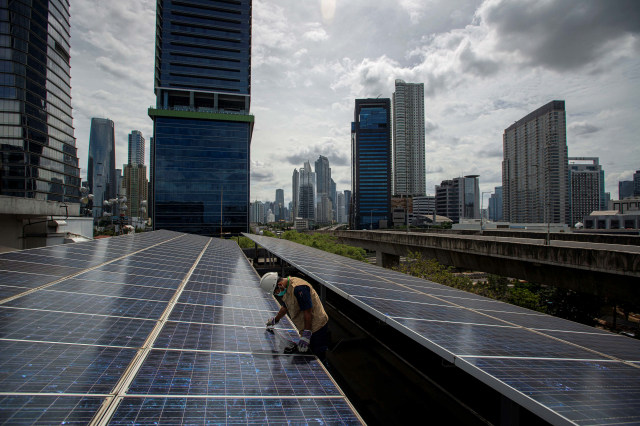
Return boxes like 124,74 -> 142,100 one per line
260,272 -> 279,294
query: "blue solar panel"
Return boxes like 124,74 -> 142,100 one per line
0,340 -> 136,393
0,284 -> 28,299
155,321 -> 300,353
75,270 -> 183,289
168,302 -> 278,327
460,357 -> 640,425
128,350 -> 338,397
0,307 -> 156,347
4,291 -> 170,319
110,396 -> 362,425
245,233 -> 639,426
49,278 -> 177,301
0,395 -> 105,425
0,231 -> 362,424
0,270 -> 58,289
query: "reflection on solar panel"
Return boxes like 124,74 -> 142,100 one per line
245,234 -> 640,426
0,230 -> 362,424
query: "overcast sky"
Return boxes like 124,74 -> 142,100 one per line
69,0 -> 640,206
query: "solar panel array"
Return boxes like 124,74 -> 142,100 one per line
245,234 -> 640,426
0,230 -> 363,425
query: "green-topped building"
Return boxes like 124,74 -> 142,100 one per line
149,0 -> 253,235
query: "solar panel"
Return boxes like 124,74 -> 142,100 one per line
0,230 -> 362,424
245,233 -> 640,426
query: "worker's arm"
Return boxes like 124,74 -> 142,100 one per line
302,308 -> 312,332
274,305 -> 288,322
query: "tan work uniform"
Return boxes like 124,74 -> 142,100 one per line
281,277 -> 328,333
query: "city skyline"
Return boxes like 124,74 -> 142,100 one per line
69,0 -> 640,205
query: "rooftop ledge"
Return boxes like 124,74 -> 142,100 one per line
148,107 -> 255,123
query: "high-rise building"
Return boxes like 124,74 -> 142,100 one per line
315,156 -> 331,197
275,189 -> 284,221
128,130 -> 145,166
569,157 -> 605,225
352,98 -> 392,229
634,170 -> 640,196
0,0 -> 80,205
435,175 -> 479,223
393,80 -> 426,197
343,190 -> 352,226
318,194 -> 333,224
336,192 -> 346,223
413,195 -> 435,216
124,164 -> 148,221
488,187 -> 503,221
502,101 -> 569,224
298,161 -> 316,221
619,181 -> 634,199
250,201 -> 263,223
88,118 -> 116,218
292,168 -> 299,219
149,0 -> 253,236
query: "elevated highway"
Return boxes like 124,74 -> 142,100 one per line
320,230 -> 640,304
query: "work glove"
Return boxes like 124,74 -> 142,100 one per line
266,317 -> 278,330
298,329 -> 312,353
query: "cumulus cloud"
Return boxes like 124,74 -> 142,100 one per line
284,142 -> 350,168
569,121 -> 600,136
478,0 -> 640,72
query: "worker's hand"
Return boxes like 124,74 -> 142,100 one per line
266,317 -> 278,330
298,329 -> 312,353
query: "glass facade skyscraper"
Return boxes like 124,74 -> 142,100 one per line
88,118 -> 116,218
352,98 -> 392,229
150,0 -> 253,236
0,0 -> 80,203
128,130 -> 145,166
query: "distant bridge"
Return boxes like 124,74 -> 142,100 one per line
319,230 -> 640,304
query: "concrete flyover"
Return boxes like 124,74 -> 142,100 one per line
321,230 -> 640,305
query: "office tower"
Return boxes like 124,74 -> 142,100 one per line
128,130 -> 145,165
352,98 -> 392,229
292,168 -> 299,219
275,189 -> 284,221
435,175 -> 479,223
502,100 -> 569,224
393,80 -> 426,196
343,190 -> 352,226
250,201 -> 263,223
619,181 -> 634,199
88,118 -> 116,218
318,194 -> 333,224
298,161 -> 316,221
0,0 -> 80,203
569,157 -> 605,225
149,0 -> 253,236
315,155 -> 331,196
489,187 -> 503,221
634,170 -> 640,196
337,192 -> 346,223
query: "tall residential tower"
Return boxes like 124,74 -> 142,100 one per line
393,80 -> 425,196
149,0 -> 253,235
502,101 -> 569,224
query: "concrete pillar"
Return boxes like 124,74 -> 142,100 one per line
376,251 -> 399,269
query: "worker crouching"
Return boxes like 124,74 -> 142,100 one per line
260,272 -> 330,360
